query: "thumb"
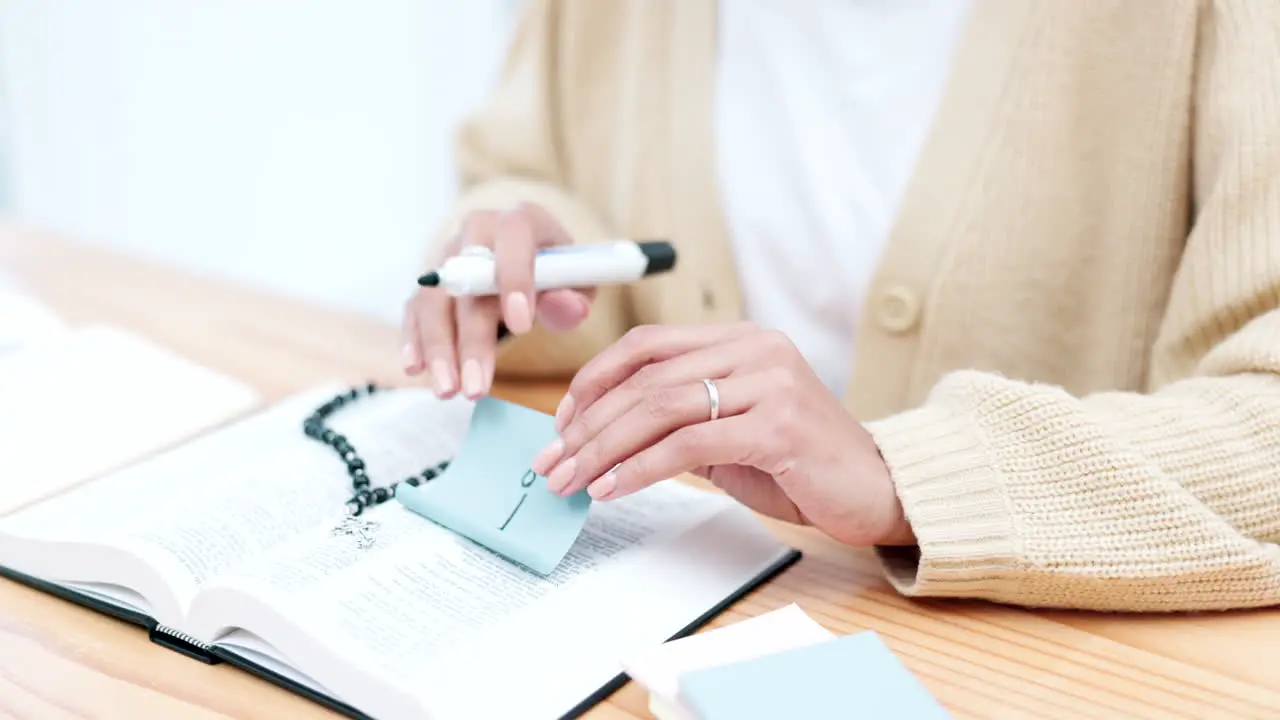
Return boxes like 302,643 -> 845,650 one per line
535,289 -> 592,332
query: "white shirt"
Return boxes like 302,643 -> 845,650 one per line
715,1 -> 971,395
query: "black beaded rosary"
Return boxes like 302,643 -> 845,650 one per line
303,383 -> 450,547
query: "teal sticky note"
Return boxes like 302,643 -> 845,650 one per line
395,396 -> 591,575
678,631 -> 949,720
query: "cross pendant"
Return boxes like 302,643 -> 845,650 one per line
331,515 -> 380,549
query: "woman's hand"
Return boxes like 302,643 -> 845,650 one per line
529,323 -> 916,547
402,203 -> 593,399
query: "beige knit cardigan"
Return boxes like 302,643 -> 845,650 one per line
426,0 -> 1280,612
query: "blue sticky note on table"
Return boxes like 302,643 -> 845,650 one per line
396,396 -> 591,575
678,631 -> 949,720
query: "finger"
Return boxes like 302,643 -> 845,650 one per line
400,298 -> 426,376
509,203 -> 592,331
585,413 -> 767,501
540,339 -> 748,476
409,212 -> 496,393
455,294 -> 501,399
493,209 -> 538,335
519,201 -> 571,246
545,375 -> 757,497
558,322 -> 757,431
534,289 -> 592,332
456,209 -> 500,251
411,289 -> 460,396
449,211 -> 503,398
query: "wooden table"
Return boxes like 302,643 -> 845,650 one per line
3,226 -> 1280,720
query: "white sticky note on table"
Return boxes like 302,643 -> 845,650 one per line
620,603 -> 836,716
0,325 -> 260,513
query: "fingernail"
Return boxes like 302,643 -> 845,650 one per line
587,466 -> 618,500
531,438 -> 564,476
402,343 -> 419,371
554,394 -> 575,432
546,457 -> 576,495
505,292 -> 533,334
430,359 -> 454,396
462,359 -> 483,397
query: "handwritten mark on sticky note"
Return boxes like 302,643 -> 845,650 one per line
397,397 -> 591,574
677,630 -> 950,720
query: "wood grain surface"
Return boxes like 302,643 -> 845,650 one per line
2,225 -> 1279,719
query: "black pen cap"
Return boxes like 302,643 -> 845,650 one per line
638,241 -> 677,275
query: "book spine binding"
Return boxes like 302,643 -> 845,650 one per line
149,624 -> 220,665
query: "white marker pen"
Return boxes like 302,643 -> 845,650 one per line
416,240 -> 677,296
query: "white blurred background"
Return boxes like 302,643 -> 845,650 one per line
0,0 -> 515,323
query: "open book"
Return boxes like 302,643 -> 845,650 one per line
0,385 -> 799,719
0,323 -> 260,513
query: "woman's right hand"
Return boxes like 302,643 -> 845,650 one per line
402,203 -> 594,399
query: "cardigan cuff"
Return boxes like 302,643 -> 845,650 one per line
863,402 -> 1026,600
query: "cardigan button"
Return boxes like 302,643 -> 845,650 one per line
875,285 -> 920,334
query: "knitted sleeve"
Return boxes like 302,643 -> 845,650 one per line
423,0 -> 629,379
864,0 -> 1280,611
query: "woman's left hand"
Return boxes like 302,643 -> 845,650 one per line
529,323 -> 916,547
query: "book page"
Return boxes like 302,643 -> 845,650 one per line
0,286 -> 66,353
188,481 -> 791,719
0,385 -> 474,617
0,324 -> 259,514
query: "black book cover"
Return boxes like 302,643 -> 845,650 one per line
0,548 -> 800,719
